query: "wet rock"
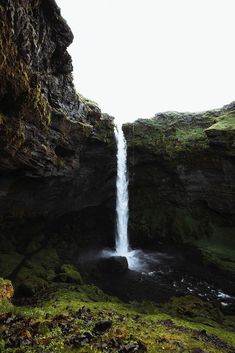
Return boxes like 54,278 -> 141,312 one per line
94,320 -> 113,333
78,306 -> 91,316
98,256 -> 129,274
191,349 -> 209,353
120,341 -> 147,352
65,332 -> 93,348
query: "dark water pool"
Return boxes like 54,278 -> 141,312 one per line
79,247 -> 235,314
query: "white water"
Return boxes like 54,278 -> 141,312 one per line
112,124 -> 142,270
115,124 -> 130,256
103,123 -> 142,270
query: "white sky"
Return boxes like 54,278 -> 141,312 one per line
56,0 -> 235,123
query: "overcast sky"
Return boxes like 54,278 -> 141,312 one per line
56,0 -> 235,123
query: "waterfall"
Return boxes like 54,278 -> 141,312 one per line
103,123 -> 141,270
115,124 -> 130,256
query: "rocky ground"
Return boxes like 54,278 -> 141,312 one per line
0,277 -> 235,353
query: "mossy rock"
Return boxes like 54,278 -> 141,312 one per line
15,248 -> 60,296
124,108 -> 235,158
54,264 -> 83,284
0,277 -> 14,301
0,252 -> 23,278
0,285 -> 234,353
17,276 -> 48,297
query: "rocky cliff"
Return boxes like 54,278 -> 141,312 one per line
1,0 -> 234,296
0,0 -> 116,294
124,106 -> 235,274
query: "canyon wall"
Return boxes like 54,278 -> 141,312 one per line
124,106 -> 235,274
0,0 -> 116,294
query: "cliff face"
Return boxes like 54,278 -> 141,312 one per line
0,0 -> 112,175
0,0 -> 116,294
124,106 -> 235,274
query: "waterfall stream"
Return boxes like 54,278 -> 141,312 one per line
115,124 -> 130,256
113,124 -> 141,270
103,123 -> 141,270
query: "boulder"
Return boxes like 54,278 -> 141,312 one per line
94,320 -> 113,333
98,256 -> 128,274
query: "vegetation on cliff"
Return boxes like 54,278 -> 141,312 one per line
124,108 -> 235,158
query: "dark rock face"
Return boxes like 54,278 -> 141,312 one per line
0,0 -> 112,176
124,108 -> 235,274
0,0 -> 116,291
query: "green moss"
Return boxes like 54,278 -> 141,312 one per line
0,277 -> 14,302
0,252 -> 23,278
17,276 -> 48,297
0,12 -> 52,137
163,296 -> 223,324
124,108 -> 234,159
55,264 -> 83,284
195,226 -> 235,273
0,339 -> 5,351
206,110 -> 235,131
124,109 -> 231,157
0,113 -> 6,125
0,285 -> 234,353
78,93 -> 99,108
0,277 -> 11,286
0,10 -> 30,93
15,248 -> 60,295
77,121 -> 93,137
56,157 -> 65,168
22,83 -> 51,128
91,115 -> 115,145
129,193 -> 235,274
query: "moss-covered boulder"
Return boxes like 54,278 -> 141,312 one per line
54,264 -> 83,284
0,278 -> 14,301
